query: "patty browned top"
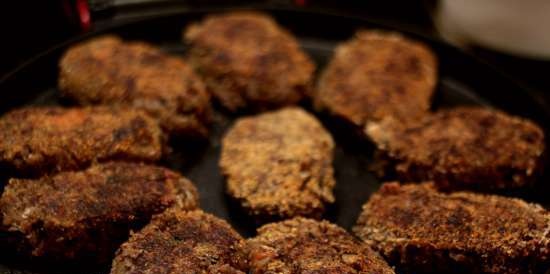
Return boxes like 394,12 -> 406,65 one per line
316,30 -> 437,127
353,182 -> 550,274
366,107 -> 545,190
0,162 -> 198,260
110,210 -> 247,274
0,106 -> 164,176
220,107 -> 335,219
246,217 -> 395,274
59,35 -> 211,137
184,11 -> 315,111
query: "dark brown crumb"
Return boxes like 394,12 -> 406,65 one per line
0,106 -> 164,177
220,107 -> 335,219
316,30 -> 437,127
110,209 -> 247,274
59,35 -> 212,138
246,217 -> 395,274
0,162 -> 198,262
184,11 -> 315,112
353,182 -> 550,274
366,107 -> 545,191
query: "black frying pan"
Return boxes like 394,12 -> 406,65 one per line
1,7 -> 549,274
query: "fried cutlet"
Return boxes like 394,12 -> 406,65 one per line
366,107 -> 545,191
220,107 -> 335,219
59,35 -> 211,138
184,12 -> 315,111
316,30 -> 437,127
0,106 -> 164,177
110,210 -> 247,274
353,182 -> 550,274
246,217 -> 395,274
0,162 -> 198,262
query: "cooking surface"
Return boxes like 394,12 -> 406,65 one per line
0,9 -> 549,274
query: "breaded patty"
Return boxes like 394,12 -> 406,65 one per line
353,182 -> 550,274
366,107 -> 545,191
0,162 -> 198,261
59,35 -> 211,137
316,30 -> 437,127
246,217 -> 395,274
0,106 -> 163,176
220,108 -> 335,219
110,210 -> 247,274
184,12 -> 315,111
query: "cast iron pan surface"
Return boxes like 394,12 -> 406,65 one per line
1,7 -> 549,274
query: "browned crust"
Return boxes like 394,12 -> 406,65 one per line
220,107 -> 335,219
0,106 -> 164,177
0,162 -> 198,261
366,107 -> 545,191
316,30 -> 437,127
59,35 -> 212,138
184,11 -> 315,111
110,209 -> 247,274
353,182 -> 550,274
246,217 -> 395,274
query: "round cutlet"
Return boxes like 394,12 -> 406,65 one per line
220,108 -> 335,219
110,210 -> 247,274
366,107 -> 545,191
316,30 -> 437,127
246,217 -> 395,274
0,162 -> 198,261
184,12 -> 315,111
59,35 -> 211,137
0,106 -> 164,176
353,182 -> 550,274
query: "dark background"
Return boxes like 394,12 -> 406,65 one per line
1,0 -> 549,106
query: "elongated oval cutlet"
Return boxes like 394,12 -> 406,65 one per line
110,210 -> 248,274
220,107 -> 335,219
353,182 -> 550,274
316,30 -> 437,127
246,217 -> 395,274
59,35 -> 212,138
0,106 -> 164,176
366,107 -> 545,191
184,12 -> 315,111
0,162 -> 199,262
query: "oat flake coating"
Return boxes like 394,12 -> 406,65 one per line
246,217 -> 395,274
353,182 -> 550,274
59,35 -> 212,137
0,162 -> 198,261
184,12 -> 315,111
316,30 -> 437,127
220,107 -> 335,219
110,210 -> 247,274
366,107 -> 545,191
0,106 -> 164,177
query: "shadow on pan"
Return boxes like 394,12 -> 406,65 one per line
0,7 -> 549,274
